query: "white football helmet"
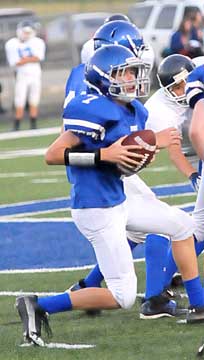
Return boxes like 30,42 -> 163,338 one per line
140,43 -> 155,73
192,56 -> 204,67
80,39 -> 95,64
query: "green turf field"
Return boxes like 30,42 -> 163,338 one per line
0,128 -> 201,359
1,262 -> 204,360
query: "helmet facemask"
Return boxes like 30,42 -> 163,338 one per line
158,69 -> 190,107
85,45 -> 151,102
109,58 -> 150,102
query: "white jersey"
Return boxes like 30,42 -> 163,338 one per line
5,36 -> 45,76
145,88 -> 192,132
144,88 -> 198,165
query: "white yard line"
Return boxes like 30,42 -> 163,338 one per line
20,342 -> 96,349
0,148 -> 46,159
0,209 -> 71,219
0,127 -> 60,140
159,192 -> 195,199
0,217 -> 72,222
0,170 -> 65,178
0,259 -> 145,274
143,165 -> 175,172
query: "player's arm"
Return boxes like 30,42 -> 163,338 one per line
16,56 -> 40,66
168,138 -> 201,192
168,142 -> 197,177
185,64 -> 204,160
189,99 -> 204,161
155,127 -> 182,149
45,130 -> 145,168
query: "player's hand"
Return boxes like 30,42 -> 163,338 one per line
185,65 -> 204,108
101,136 -> 145,168
156,127 -> 182,148
189,172 -> 201,192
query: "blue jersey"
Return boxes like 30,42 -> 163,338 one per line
63,92 -> 148,209
64,64 -> 87,108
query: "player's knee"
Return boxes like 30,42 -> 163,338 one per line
172,209 -> 194,240
120,290 -> 136,309
117,273 -> 137,310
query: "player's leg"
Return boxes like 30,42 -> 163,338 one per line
28,75 -> 41,129
144,234 -> 169,299
69,237 -> 137,292
69,175 -> 156,293
125,230 -> 170,300
162,160 -> 204,289
0,82 -> 6,113
126,190 -> 204,320
141,234 -> 179,319
16,202 -> 137,344
123,177 -> 180,318
13,73 -> 27,130
164,236 -> 204,289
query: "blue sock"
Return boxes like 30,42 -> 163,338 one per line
184,276 -> 204,307
164,246 -> 178,288
83,239 -> 137,288
84,264 -> 104,287
164,237 -> 204,288
38,292 -> 72,314
198,159 -> 202,175
145,234 -> 169,299
128,238 -> 138,251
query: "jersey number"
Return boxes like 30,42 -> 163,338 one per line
82,95 -> 98,104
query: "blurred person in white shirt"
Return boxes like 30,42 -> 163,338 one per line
5,21 -> 46,130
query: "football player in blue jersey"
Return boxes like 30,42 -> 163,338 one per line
63,19 -> 189,318
16,45 -> 204,345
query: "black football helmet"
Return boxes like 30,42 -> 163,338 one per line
104,13 -> 130,24
157,54 -> 195,106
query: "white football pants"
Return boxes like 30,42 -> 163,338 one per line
124,174 -> 194,243
72,175 -> 194,308
72,202 -> 137,310
15,72 -> 41,107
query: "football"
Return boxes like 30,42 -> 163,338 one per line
117,129 -> 157,175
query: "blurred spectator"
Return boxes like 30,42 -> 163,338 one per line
162,14 -> 204,59
190,9 -> 203,44
5,21 -> 46,131
0,82 -> 6,114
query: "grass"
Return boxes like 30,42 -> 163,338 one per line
1,261 -> 204,360
0,118 -> 61,134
